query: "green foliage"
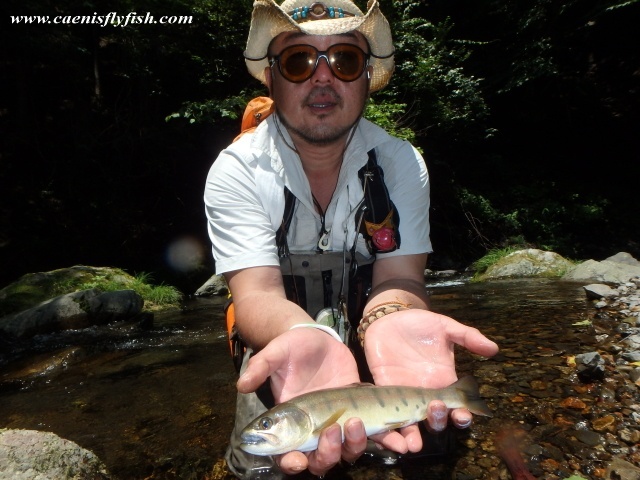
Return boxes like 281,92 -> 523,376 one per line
457,188 -> 521,250
387,5 -> 490,144
167,94 -> 249,124
2,0 -> 638,283
456,182 -> 610,259
471,247 -> 519,274
78,272 -> 183,309
364,98 -> 418,148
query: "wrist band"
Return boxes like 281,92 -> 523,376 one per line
289,323 -> 343,343
357,301 -> 411,347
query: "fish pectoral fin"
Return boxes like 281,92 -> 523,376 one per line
312,408 -> 347,435
384,421 -> 411,430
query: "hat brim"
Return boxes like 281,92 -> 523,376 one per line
244,0 -> 394,92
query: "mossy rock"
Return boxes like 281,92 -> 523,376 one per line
475,249 -> 574,281
0,266 -> 141,317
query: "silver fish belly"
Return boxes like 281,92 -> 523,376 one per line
240,375 -> 491,455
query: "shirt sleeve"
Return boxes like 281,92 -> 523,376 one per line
375,140 -> 432,259
204,147 -> 281,275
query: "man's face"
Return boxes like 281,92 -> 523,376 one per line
265,32 -> 371,147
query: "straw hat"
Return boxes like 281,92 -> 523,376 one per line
244,0 -> 395,92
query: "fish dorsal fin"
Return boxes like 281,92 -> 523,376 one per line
312,408 -> 347,435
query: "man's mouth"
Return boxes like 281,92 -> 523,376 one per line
306,88 -> 340,111
308,102 -> 335,109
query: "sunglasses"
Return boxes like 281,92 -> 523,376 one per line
269,43 -> 370,83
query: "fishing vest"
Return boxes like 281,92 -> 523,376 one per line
227,103 -> 401,372
275,148 -> 400,344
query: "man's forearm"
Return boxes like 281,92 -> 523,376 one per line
365,278 -> 430,313
233,292 -> 315,350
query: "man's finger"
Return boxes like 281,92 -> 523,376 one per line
444,319 -> 499,357
451,408 -> 473,429
341,418 -> 367,464
425,400 -> 448,433
237,354 -> 273,393
306,424 -> 342,477
277,451 -> 308,475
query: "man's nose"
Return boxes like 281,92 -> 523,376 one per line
312,54 -> 334,82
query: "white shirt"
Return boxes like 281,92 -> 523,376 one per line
204,116 -> 432,275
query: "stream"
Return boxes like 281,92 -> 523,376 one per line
1,278 -> 638,479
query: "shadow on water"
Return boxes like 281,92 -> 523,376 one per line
0,279 -> 605,479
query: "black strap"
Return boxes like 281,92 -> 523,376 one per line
357,149 -> 401,254
276,187 -> 296,257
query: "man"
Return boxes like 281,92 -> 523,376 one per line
204,0 -> 499,478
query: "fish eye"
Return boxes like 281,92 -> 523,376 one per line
259,417 -> 273,430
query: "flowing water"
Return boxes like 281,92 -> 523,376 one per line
0,278 -> 623,479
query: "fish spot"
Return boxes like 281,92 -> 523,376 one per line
397,389 -> 408,407
395,406 -> 400,412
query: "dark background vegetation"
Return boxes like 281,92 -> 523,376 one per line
2,0 -> 639,293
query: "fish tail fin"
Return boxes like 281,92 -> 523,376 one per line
454,376 -> 493,417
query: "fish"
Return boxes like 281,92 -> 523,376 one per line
239,375 -> 492,455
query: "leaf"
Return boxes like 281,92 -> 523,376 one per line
572,320 -> 592,326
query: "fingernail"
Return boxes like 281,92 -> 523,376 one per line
457,417 -> 472,428
347,420 -> 363,437
429,405 -> 448,431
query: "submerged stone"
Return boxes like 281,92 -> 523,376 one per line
0,429 -> 110,479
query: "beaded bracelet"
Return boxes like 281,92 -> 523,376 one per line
357,301 -> 411,347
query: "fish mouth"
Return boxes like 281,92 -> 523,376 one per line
240,432 -> 273,447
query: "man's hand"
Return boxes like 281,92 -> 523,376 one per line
363,308 -> 499,451
236,327 -> 366,476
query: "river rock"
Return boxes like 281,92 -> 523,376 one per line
606,252 -> 640,267
478,249 -> 573,280
0,289 -> 144,338
0,428 -> 110,479
195,274 -> 229,297
563,253 -> 640,283
606,456 -> 640,479
575,351 -> 606,382
0,266 -> 141,317
583,283 -> 619,300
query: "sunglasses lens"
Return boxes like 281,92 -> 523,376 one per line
279,46 -> 316,82
275,44 -> 368,83
329,45 -> 366,81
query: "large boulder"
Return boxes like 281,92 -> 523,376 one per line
563,252 -> 640,284
477,249 -> 574,281
0,266 -> 141,317
0,289 -> 143,338
0,429 -> 110,479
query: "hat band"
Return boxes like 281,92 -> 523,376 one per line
288,3 -> 356,22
